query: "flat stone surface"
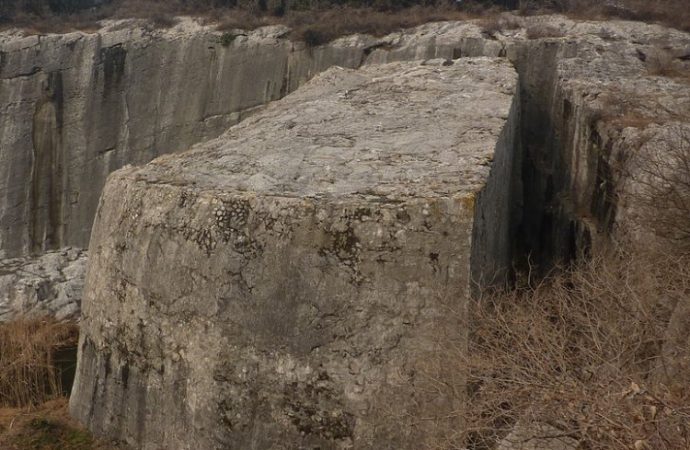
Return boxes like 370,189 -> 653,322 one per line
136,58 -> 515,199
70,58 -> 518,450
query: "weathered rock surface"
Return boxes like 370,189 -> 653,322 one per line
0,14 -> 688,448
0,19 -> 494,259
0,248 -> 87,322
69,58 -> 519,449
2,15 -> 688,304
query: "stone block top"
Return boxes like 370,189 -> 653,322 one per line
131,58 -> 517,200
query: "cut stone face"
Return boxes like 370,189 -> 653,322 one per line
70,58 -> 519,449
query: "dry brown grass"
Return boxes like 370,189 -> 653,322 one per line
520,0 -> 690,33
0,398 -> 115,450
212,6 -> 480,44
0,320 -> 78,408
415,116 -> 690,449
421,247 -> 690,450
628,127 -> 690,251
285,6 -> 476,46
525,23 -> 565,39
644,50 -> 690,85
0,0 -> 486,36
478,13 -> 521,38
2,0 -> 689,41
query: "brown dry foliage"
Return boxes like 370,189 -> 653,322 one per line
525,23 -> 564,39
629,127 -> 690,251
424,248 -> 690,450
0,320 -> 78,408
520,0 -> 690,32
2,0 -> 689,39
286,6 -> 475,46
478,13 -> 520,37
0,398 -> 115,450
644,50 -> 690,84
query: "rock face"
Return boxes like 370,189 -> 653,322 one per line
69,59 -> 519,449
2,16 -> 689,319
0,248 -> 87,322
0,19 -> 497,259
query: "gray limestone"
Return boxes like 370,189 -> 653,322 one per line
0,13 -> 688,449
0,248 -> 87,322
0,19 -> 488,259
68,58 -> 519,449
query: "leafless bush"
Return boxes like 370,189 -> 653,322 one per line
628,127 -> 690,252
644,50 -> 690,84
525,23 -> 565,39
285,6 -> 475,46
0,319 -> 78,408
479,14 -> 521,37
425,248 -> 690,450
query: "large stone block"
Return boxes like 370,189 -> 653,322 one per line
70,58 -> 519,449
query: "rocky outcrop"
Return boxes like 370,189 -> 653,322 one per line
0,13 -> 688,448
69,58 -> 519,449
2,15 -> 688,304
0,247 -> 86,322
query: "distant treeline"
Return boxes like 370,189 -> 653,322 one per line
1,0 -> 687,34
1,0 -> 524,19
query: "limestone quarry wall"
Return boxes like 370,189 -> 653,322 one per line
0,20 -> 501,259
0,12 -> 688,450
1,17 -> 689,322
68,59 -> 518,450
504,25 -> 690,269
0,23 -> 353,257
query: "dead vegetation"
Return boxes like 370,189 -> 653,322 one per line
644,50 -> 690,84
518,0 -> 690,32
0,398 -> 114,450
1,0 -> 689,42
0,319 -> 78,408
525,23 -> 564,39
627,127 -> 690,251
415,246 -> 690,450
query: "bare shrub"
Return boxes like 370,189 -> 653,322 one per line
429,248 -> 690,450
627,126 -> 690,251
285,6 -> 475,46
613,0 -> 690,33
0,320 -> 78,408
479,14 -> 521,38
525,23 -> 565,39
595,90 -> 663,131
644,50 -> 690,84
0,398 -> 112,450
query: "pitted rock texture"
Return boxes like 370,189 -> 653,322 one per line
69,59 -> 519,450
0,248 -> 87,322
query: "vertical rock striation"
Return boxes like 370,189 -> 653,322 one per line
0,20 -> 494,259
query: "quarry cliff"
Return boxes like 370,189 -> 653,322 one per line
0,12 -> 689,449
